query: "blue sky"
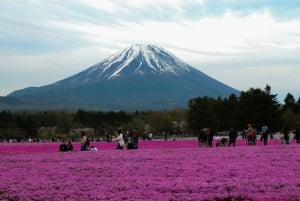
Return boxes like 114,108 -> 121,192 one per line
1,0 -> 300,102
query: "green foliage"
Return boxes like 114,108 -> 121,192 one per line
188,85 -> 283,132
283,93 -> 296,111
237,86 -> 282,130
0,85 -> 299,140
188,96 -> 219,132
144,110 -> 187,135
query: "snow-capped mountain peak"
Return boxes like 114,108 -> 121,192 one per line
96,44 -> 191,78
55,44 -> 192,86
8,44 -> 239,110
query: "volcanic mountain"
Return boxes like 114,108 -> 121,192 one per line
6,44 -> 239,110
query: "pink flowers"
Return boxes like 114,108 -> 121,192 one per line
0,140 -> 299,200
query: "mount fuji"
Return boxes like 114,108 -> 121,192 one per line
6,44 -> 239,110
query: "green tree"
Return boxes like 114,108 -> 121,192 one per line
143,110 -> 187,136
188,96 -> 219,134
295,97 -> 300,114
24,116 -> 37,139
282,108 -> 297,128
214,95 -> 239,130
0,110 -> 17,140
283,93 -> 296,112
237,86 -> 281,131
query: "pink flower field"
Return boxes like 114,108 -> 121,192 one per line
0,139 -> 300,201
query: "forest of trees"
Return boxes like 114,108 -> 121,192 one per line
0,85 -> 300,141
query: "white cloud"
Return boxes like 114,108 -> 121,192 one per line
123,0 -> 204,9
78,0 -> 117,12
0,47 -> 111,95
51,9 -> 300,56
1,0 -> 300,101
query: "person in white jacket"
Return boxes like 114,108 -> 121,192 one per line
112,129 -> 125,150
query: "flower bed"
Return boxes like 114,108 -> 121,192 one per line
0,140 -> 299,200
0,138 -> 291,154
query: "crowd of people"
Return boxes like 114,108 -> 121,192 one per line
58,128 -> 141,152
58,123 -> 300,152
59,130 -> 99,152
80,131 -> 99,151
112,128 -> 140,150
197,123 -> 300,148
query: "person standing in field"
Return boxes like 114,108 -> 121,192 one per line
246,124 -> 254,146
123,130 -> 129,145
261,125 -> 269,145
197,129 -> 205,147
163,131 -> 167,141
207,128 -> 214,147
241,130 -> 246,139
112,129 -> 125,150
142,130 -> 147,141
126,130 -> 134,149
283,125 -> 290,144
132,128 -> 140,149
228,128 -> 238,147
80,131 -> 88,151
202,128 -> 208,146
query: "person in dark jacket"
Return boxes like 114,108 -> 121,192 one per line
59,140 -> 68,152
228,128 -> 238,147
207,128 -> 214,147
197,129 -> 205,147
283,125 -> 290,144
132,128 -> 140,149
66,140 -> 73,151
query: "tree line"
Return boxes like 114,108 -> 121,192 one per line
0,108 -> 187,141
189,85 -> 300,134
0,85 -> 299,141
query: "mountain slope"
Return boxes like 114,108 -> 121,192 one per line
7,44 -> 239,110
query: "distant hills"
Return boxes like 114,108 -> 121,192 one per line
2,44 -> 239,111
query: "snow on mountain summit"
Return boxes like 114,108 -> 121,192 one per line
93,44 -> 191,78
54,44 -> 192,86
